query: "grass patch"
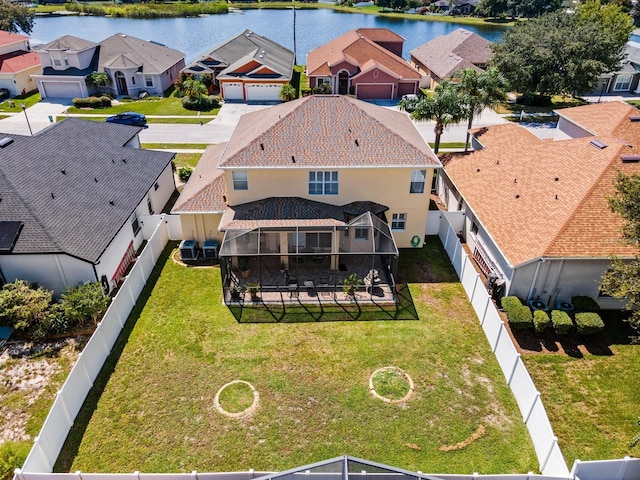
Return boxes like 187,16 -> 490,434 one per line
217,382 -> 255,413
142,143 -> 210,150
371,368 -> 410,401
493,97 -> 587,115
0,91 -> 41,112
60,116 -> 209,124
66,97 -> 219,116
173,153 -> 202,169
293,65 -> 309,95
57,238 -> 535,473
429,142 -> 467,149
522,313 -> 639,463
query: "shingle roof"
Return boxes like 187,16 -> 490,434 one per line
171,143 -> 228,214
217,95 -> 439,169
355,28 -> 405,43
0,50 -> 39,73
410,28 -> 491,80
36,35 -> 97,52
444,101 -> 640,267
0,118 -> 174,262
306,29 -> 419,80
183,30 -> 293,80
98,33 -> 184,75
0,30 -> 29,47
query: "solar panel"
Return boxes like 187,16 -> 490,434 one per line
0,221 -> 23,253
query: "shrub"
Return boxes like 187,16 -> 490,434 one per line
571,296 -> 600,311
533,309 -> 550,333
181,95 -> 220,111
501,296 -> 533,329
0,441 -> 30,480
59,282 -> 108,329
575,312 -> 605,335
515,92 -> 552,106
72,97 -> 90,108
100,96 -> 112,107
0,280 -> 52,339
178,166 -> 193,182
551,310 -> 573,335
89,96 -> 103,108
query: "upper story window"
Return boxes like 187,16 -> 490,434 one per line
410,169 -> 426,194
391,213 -> 406,231
131,212 -> 141,236
146,195 -> 154,215
354,228 -> 369,241
50,52 -> 68,67
144,75 -> 154,88
233,170 -> 248,190
309,171 -> 338,195
613,74 -> 632,92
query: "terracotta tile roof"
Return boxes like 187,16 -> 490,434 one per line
306,29 -> 419,80
445,102 -> 640,266
0,50 -> 40,73
410,28 -> 491,80
0,30 -> 29,47
218,95 -> 439,169
171,143 -> 227,214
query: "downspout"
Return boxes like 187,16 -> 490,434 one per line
527,257 -> 545,301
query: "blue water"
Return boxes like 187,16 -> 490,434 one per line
30,9 -> 506,63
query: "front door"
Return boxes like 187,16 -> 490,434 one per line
115,71 -> 128,96
338,71 -> 349,95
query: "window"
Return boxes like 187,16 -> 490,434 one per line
613,74 -> 633,91
410,169 -> 426,193
391,213 -> 406,230
132,77 -> 136,85
233,171 -> 248,190
309,171 -> 338,195
354,228 -> 369,241
50,52 -> 67,67
131,212 -> 141,236
318,77 -> 330,86
146,195 -> 154,215
145,75 -> 153,88
471,220 -> 479,235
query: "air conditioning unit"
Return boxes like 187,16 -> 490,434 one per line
179,240 -> 198,261
203,239 -> 219,259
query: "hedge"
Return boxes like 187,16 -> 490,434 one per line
72,96 -> 111,108
181,95 -> 220,112
533,309 -> 550,333
551,310 -> 573,335
501,296 -> 533,329
575,312 -> 605,335
571,296 -> 600,311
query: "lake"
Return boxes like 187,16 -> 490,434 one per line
30,9 -> 506,64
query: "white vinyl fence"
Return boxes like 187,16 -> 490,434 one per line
17,216 -> 170,475
571,457 -> 640,480
437,218 -> 570,478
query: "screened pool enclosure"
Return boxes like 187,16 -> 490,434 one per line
219,212 -> 399,304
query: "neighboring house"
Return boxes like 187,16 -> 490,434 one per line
410,28 -> 491,89
306,28 -> 420,99
591,42 -> 640,96
182,30 -> 294,102
172,95 -> 441,296
431,0 -> 479,15
0,118 -> 176,295
0,30 -> 41,96
31,33 -> 185,99
436,101 -> 640,309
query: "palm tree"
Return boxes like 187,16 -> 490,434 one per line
182,78 -> 207,99
86,72 -> 112,93
279,83 -> 297,102
401,81 -> 466,154
456,67 -> 509,152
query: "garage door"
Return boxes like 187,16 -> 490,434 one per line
223,83 -> 244,101
356,83 -> 394,100
42,81 -> 83,99
246,84 -> 282,102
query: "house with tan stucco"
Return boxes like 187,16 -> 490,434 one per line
437,101 -> 640,309
0,30 -> 41,97
172,95 -> 441,300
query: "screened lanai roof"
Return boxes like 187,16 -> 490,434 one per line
253,456 -> 444,480
219,212 -> 398,257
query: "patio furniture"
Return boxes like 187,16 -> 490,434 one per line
287,275 -> 299,298
364,269 -> 381,293
304,280 -> 315,296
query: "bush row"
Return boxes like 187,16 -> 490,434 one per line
72,96 -> 112,108
181,95 -> 221,112
502,296 -> 604,335
0,280 -> 108,340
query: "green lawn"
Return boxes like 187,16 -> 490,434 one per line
143,143 -> 210,150
66,97 -> 220,116
0,91 -> 41,112
523,314 -> 639,464
493,97 -> 587,115
173,152 -> 203,169
59,116 -> 210,125
56,239 -> 536,474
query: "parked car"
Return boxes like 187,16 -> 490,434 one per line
0,88 -> 10,101
105,112 -> 147,127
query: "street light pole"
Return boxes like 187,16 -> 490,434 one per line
21,102 -> 33,136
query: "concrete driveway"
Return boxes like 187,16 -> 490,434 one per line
0,99 -> 71,136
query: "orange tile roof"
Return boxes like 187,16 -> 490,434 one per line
217,95 -> 440,169
306,29 -> 419,80
445,102 -> 640,266
0,51 -> 40,73
0,30 -> 29,47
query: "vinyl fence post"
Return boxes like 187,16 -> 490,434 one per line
524,391 -> 540,423
507,353 -> 521,385
56,390 -> 73,426
492,322 -> 504,352
615,456 -> 631,480
540,436 -> 558,473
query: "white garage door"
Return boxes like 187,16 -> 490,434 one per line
42,81 -> 83,99
246,84 -> 282,102
223,83 -> 244,101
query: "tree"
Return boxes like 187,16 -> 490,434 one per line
58,282 -> 108,328
456,67 -> 509,151
491,6 -> 632,96
400,81 -> 466,153
600,172 -> 640,334
86,72 -> 112,92
182,78 -> 207,99
0,0 -> 34,34
279,83 -> 297,102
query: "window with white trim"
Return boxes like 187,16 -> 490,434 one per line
146,195 -> 154,215
613,74 -> 633,91
50,52 -> 68,67
309,171 -> 338,195
144,75 -> 154,88
317,77 -> 331,86
233,170 -> 248,190
354,228 -> 369,241
410,169 -> 426,193
391,213 -> 406,230
131,212 -> 141,236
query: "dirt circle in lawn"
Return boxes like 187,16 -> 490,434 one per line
214,380 -> 259,418
369,366 -> 414,404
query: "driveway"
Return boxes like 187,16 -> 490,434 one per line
0,99 -> 71,136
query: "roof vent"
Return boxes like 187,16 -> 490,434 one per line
94,177 -> 98,182
51,193 -> 54,199
355,139 -> 359,147
291,155 -> 296,164
260,143 -> 264,151
515,194 -> 520,199
555,177 -> 559,181
590,139 -> 607,149
122,159 -> 127,163
109,201 -> 115,206
621,154 -> 640,163
0,137 -> 13,148
61,169 -> 66,175
630,115 -> 640,122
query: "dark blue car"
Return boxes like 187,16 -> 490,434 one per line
105,111 -> 147,127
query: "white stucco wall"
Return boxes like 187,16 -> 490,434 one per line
0,39 -> 30,56
557,117 -> 593,139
